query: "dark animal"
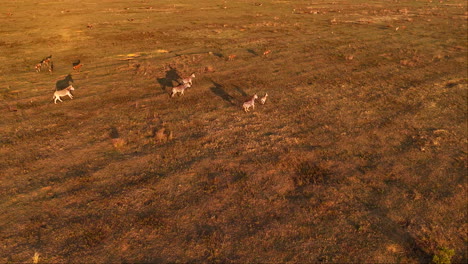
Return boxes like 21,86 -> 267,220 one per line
55,74 -> 74,91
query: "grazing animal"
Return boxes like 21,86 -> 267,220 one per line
228,54 -> 236,61
171,83 -> 191,97
260,93 -> 268,105
263,50 -> 271,56
72,60 -> 83,71
53,85 -> 74,104
181,73 -> 195,86
243,94 -> 258,112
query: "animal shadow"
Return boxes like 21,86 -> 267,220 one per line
210,81 -> 235,105
233,85 -> 247,97
211,52 -> 223,58
55,74 -> 74,91
247,49 -> 258,56
156,66 -> 181,92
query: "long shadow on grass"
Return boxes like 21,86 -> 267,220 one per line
210,80 -> 235,105
233,85 -> 247,97
247,49 -> 258,56
356,197 -> 432,263
156,66 -> 181,92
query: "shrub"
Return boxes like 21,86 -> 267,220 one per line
432,247 -> 455,264
292,161 -> 331,187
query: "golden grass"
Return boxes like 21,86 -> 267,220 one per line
0,0 -> 466,263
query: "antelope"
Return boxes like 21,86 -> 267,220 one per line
48,61 -> 54,73
35,63 -> 42,72
53,85 -> 74,104
72,60 -> 83,71
243,94 -> 258,112
181,73 -> 195,86
73,64 -> 83,71
171,83 -> 191,97
260,93 -> 268,105
42,55 -> 52,67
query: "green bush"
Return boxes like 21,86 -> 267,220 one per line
432,247 -> 455,264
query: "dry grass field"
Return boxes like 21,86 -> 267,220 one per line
0,0 -> 467,263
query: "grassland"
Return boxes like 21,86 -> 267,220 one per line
0,0 -> 467,263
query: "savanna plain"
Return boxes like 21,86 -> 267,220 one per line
0,0 -> 467,263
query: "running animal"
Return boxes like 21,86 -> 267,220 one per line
72,60 -> 83,71
34,55 -> 52,72
243,94 -> 258,112
171,83 -> 191,97
48,61 -> 54,73
35,63 -> 42,72
260,93 -> 268,105
42,55 -> 52,66
181,73 -> 195,86
56,74 -> 74,90
53,85 -> 75,104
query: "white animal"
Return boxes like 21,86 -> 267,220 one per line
181,73 -> 195,86
260,93 -> 268,105
171,83 -> 191,97
53,85 -> 74,104
35,63 -> 42,72
243,94 -> 258,112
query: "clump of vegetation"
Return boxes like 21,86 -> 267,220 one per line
432,247 -> 455,264
231,169 -> 248,182
292,161 -> 331,187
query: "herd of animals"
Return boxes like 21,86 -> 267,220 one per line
40,56 -> 268,111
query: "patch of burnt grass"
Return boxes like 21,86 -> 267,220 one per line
292,161 -> 334,187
